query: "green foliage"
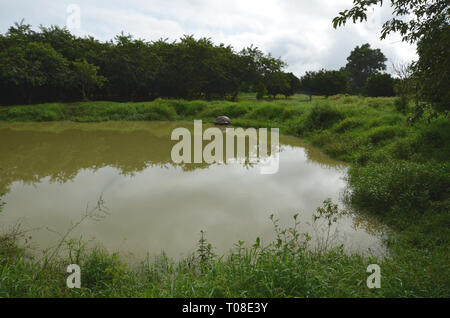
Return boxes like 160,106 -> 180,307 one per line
344,43 -> 387,94
333,117 -> 363,133
71,59 -> 106,100
332,0 -> 449,43
0,23 -> 289,105
264,72 -> 300,99
348,161 -> 450,218
366,73 -> 395,97
415,24 -> 450,112
80,249 -> 129,290
333,0 -> 450,112
300,69 -> 348,97
256,82 -> 267,100
394,95 -> 410,114
0,34 -> 70,104
248,104 -> 285,120
368,126 -> 405,144
303,103 -> 344,130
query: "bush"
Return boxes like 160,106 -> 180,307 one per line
394,95 -> 410,114
347,161 -> 450,217
304,103 -> 344,130
167,100 -> 187,115
414,117 -> 450,161
333,117 -> 363,133
417,117 -> 450,149
222,104 -> 250,117
184,101 -> 207,116
249,104 -> 284,120
80,249 -> 129,289
368,126 -> 404,144
143,104 -> 177,120
366,73 -> 395,97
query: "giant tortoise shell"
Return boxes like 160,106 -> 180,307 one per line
214,116 -> 231,125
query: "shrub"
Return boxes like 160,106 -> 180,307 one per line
417,117 -> 450,148
394,95 -> 410,114
249,104 -> 284,120
184,101 -> 207,116
368,126 -> 404,144
143,104 -> 177,120
167,100 -> 188,115
390,137 -> 417,160
222,104 -> 250,117
304,103 -> 344,130
366,73 -> 395,97
80,249 -> 128,289
414,117 -> 450,161
347,161 -> 450,217
333,117 -> 362,133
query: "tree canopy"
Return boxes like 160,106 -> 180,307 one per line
0,22 -> 301,105
333,0 -> 450,111
366,73 -> 395,97
299,69 -> 348,97
344,43 -> 387,94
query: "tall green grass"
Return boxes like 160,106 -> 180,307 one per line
1,203 -> 447,298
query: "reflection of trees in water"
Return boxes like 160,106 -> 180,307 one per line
0,127 -> 175,193
0,126 -> 261,193
0,123 -> 345,194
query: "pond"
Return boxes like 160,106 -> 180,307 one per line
0,121 -> 385,260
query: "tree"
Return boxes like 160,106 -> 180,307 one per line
0,22 -> 289,105
0,40 -> 69,104
345,43 -> 387,94
391,62 -> 414,96
300,69 -> 348,97
238,46 -> 286,87
414,24 -> 450,111
366,73 -> 395,97
102,33 -> 161,101
256,82 -> 267,100
283,72 -> 301,98
265,72 -> 290,99
333,0 -> 450,111
71,59 -> 106,100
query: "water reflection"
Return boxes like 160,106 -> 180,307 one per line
0,122 -> 384,259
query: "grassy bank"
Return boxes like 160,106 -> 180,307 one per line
0,94 -> 449,297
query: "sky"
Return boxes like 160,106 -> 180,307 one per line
0,0 -> 418,76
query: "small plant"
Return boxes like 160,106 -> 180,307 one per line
312,199 -> 347,253
269,213 -> 310,254
196,230 -> 216,270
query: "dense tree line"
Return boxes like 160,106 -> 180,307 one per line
298,43 -> 395,97
0,22 -> 301,105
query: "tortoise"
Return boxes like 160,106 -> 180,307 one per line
214,116 -> 231,125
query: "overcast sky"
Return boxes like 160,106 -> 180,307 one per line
0,0 -> 417,76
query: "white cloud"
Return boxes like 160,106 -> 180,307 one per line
0,0 -> 417,76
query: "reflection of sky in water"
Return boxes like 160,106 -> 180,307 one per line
0,122 -> 385,260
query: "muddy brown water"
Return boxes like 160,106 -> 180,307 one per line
0,121 -> 385,260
